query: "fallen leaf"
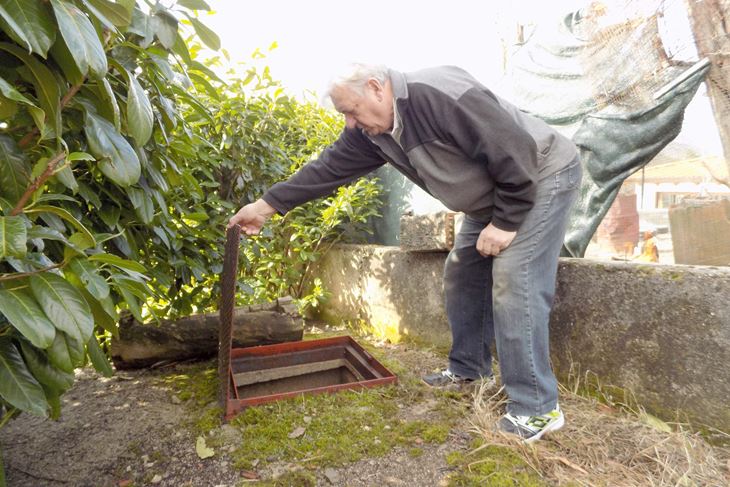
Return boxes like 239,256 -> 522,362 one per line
118,480 -> 132,487
288,426 -> 306,439
241,470 -> 259,479
195,436 -> 215,459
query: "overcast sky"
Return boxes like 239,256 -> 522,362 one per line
201,0 -> 723,157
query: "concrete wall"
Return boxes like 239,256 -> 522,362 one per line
312,244 -> 730,432
669,199 -> 730,266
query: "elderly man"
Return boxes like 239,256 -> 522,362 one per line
228,64 -> 581,443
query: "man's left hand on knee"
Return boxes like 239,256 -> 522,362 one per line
476,223 -> 516,257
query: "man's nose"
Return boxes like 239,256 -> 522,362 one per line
344,115 -> 357,129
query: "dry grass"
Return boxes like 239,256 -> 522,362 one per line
467,375 -> 730,487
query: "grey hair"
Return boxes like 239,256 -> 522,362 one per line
325,63 -> 390,98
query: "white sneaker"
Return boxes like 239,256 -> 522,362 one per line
497,404 -> 565,443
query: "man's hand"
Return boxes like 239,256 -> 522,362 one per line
227,199 -> 277,235
476,223 -> 517,257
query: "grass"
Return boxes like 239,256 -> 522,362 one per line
466,376 -> 730,486
445,442 -> 547,487
156,328 -> 730,485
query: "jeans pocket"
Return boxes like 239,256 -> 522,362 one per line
565,159 -> 582,190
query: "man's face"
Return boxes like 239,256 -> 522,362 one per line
330,79 -> 393,136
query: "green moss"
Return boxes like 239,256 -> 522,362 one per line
160,361 -> 218,408
445,444 -> 546,486
224,353 -> 463,472
662,270 -> 684,281
636,265 -> 656,275
408,447 -> 424,458
195,405 -> 223,436
229,387 -> 405,470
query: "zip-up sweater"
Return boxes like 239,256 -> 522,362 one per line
262,66 -> 578,231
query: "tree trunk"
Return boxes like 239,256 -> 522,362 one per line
111,299 -> 303,369
685,0 -> 730,180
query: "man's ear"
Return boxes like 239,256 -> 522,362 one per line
368,78 -> 384,101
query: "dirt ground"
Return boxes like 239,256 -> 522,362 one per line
2,330 -> 729,487
1,337 -> 469,487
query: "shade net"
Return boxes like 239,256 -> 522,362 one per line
498,0 -> 710,257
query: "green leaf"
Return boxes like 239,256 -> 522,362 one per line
25,205 -> 95,246
188,71 -> 220,100
44,388 -> 62,419
0,134 -> 30,206
177,0 -> 211,10
82,0 -> 131,27
84,111 -> 141,187
19,341 -> 74,393
77,182 -> 102,208
189,17 -> 220,50
129,7 -> 154,47
0,43 -> 61,139
151,226 -> 170,249
0,0 -> 56,57
88,252 -> 146,273
30,273 -> 93,344
151,10 -> 177,49
86,335 -> 113,377
46,329 -> 84,373
116,0 -> 135,16
114,277 -> 143,322
54,161 -> 78,192
0,288 -> 55,348
99,205 -> 120,228
27,225 -> 66,243
68,151 -> 95,162
62,269 -> 118,337
69,257 -> 110,300
126,186 -> 154,223
80,288 -> 117,337
0,215 -> 26,259
97,78 -> 121,131
0,76 -> 45,132
126,73 -> 153,146
69,231 -> 95,252
0,93 -> 17,118
50,0 -> 108,79
0,337 -> 48,416
49,32 -> 85,86
184,212 -> 209,222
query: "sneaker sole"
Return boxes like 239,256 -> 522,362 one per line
523,414 -> 565,444
421,376 -> 495,389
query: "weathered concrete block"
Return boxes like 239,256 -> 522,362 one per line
399,211 -> 457,252
312,245 -> 730,431
550,259 -> 730,431
669,199 -> 730,266
312,244 -> 451,348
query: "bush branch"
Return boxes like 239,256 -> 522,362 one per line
10,151 -> 67,216
0,262 -> 65,282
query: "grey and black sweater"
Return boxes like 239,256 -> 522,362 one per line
262,66 -> 577,231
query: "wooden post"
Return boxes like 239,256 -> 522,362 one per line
684,0 -> 730,177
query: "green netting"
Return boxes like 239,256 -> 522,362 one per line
501,4 -> 709,256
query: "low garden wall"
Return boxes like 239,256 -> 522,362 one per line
312,244 -> 730,433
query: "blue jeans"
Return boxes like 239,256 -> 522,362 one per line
444,157 -> 582,416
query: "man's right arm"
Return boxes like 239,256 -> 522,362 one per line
228,128 -> 384,232
261,128 -> 385,214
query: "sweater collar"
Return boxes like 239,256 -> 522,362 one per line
389,69 -> 408,101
